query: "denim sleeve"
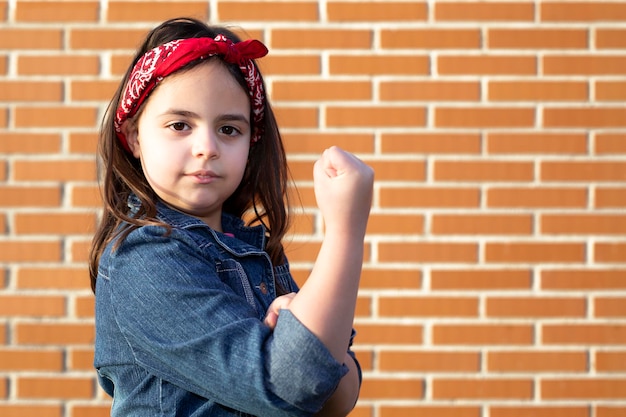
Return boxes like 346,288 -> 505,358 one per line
107,226 -> 349,416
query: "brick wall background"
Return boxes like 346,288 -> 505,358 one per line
1,0 -> 625,416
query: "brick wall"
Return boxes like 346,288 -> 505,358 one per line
1,0 -> 625,416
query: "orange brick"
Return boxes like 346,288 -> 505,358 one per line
355,295 -> 372,318
541,161 -> 626,182
273,106 -> 318,128
379,296 -> 478,317
68,348 -> 94,371
360,378 -> 424,400
0,349 -> 63,371
542,214 -> 626,235
14,160 -> 96,181
0,55 -> 6,74
487,133 -> 588,154
75,296 -> 94,318
70,28 -> 147,49
542,269 -> 626,290
326,106 -> 426,128
433,378 -> 533,399
489,81 -> 588,101
110,53 -> 134,75
71,185 -> 102,208
485,242 -> 586,263
435,161 -> 534,182
15,1 -> 98,21
70,405 -> 111,417
16,267 -> 90,290
0,186 -> 61,207
0,0 -> 6,20
70,239 -> 92,263
283,133 -> 374,154
436,2 -> 534,21
329,55 -> 429,75
15,212 -> 97,235
0,107 -> 6,127
381,29 -> 481,49
0,405 -> 62,417
381,133 -> 481,154
272,80 -> 371,101
597,28 -> 626,49
0,81 -> 63,101
17,376 -> 93,399
0,28 -> 62,49
595,242 -> 626,263
378,242 -> 477,263
0,241 -> 61,262
596,188 -> 626,208
367,160 -> 425,181
542,379 -> 626,399
70,80 -> 119,101
435,107 -> 535,128
487,187 -> 588,208
596,81 -> 626,101
438,56 -> 536,75
359,269 -> 422,290
544,56 -> 626,75
542,2 -> 626,22
0,295 -> 65,317
0,133 -> 60,153
0,323 -> 5,344
597,407 -> 626,417
488,351 -> 587,372
490,406 -> 589,417
15,323 -> 95,345
0,159 -> 5,180
15,106 -> 98,128
434,324 -> 533,345
68,132 -> 98,154
543,324 -> 626,345
366,214 -> 424,235
380,187 -> 480,208
380,406 -> 480,417
219,1 -> 317,21
328,1 -> 427,21
544,107 -> 626,127
489,28 -> 588,49
354,323 -> 423,345
258,55 -> 320,76
431,269 -> 532,291
432,214 -> 533,235
487,297 -> 586,318
595,297 -> 626,317
381,81 -> 480,101
107,1 -> 208,21
596,351 -> 626,372
272,29 -> 372,49
380,351 -> 480,372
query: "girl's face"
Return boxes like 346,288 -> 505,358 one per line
125,59 -> 251,231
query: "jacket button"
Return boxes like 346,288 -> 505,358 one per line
259,282 -> 268,294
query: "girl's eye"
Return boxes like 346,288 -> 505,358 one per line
219,125 -> 240,136
169,122 -> 189,131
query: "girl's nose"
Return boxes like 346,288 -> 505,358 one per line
191,131 -> 219,159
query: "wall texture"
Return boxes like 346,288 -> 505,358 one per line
1,0 -> 626,416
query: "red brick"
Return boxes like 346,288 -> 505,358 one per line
436,2 -> 534,21
68,348 -> 95,371
70,405 -> 111,417
258,55 -> 320,75
542,214 -> 626,235
273,106 -> 318,128
367,214 -> 424,235
432,214 -> 532,235
359,269 -> 422,290
16,267 -> 90,290
107,1 -> 208,21
544,107 -> 626,127
327,106 -> 426,128
0,295 -> 65,317
487,297 -> 586,318
381,29 -> 481,49
596,351 -> 626,372
490,406 -> 589,417
542,2 -> 626,21
487,187 -> 587,208
0,28 -> 62,49
542,379 -> 626,399
68,132 -> 98,154
433,324 -> 534,345
487,133 -> 588,154
0,349 -> 63,371
380,351 -> 480,372
541,161 -> 626,182
435,107 -> 535,128
543,324 -> 626,345
20,55 -> 101,76
381,81 -> 480,101
329,55 -> 430,75
488,351 -> 587,372
596,188 -> 626,208
379,242 -> 477,263
596,81 -> 626,101
0,186 -> 61,207
595,242 -> 626,263
70,80 -> 119,101
431,269 -> 532,291
15,1 -> 98,21
381,133 -> 481,154
15,323 -> 95,345
379,296 -> 478,317
597,406 -> 626,417
0,241 -> 61,262
15,106 -> 98,128
272,80 -> 371,101
272,29 -> 372,49
434,161 -> 534,182
485,242 -> 586,263
70,28 -> 147,49
380,405 -> 480,417
283,133 -> 374,154
438,56 -> 536,75
360,378 -> 424,399
489,28 -> 588,49
542,269 -> 626,290
355,323 -> 423,345
0,405 -> 62,417
219,1 -> 316,21
328,2 -> 427,21
0,81 -> 63,101
595,297 -> 626,317
0,133 -> 60,153
380,187 -> 480,208
544,56 -> 626,75
14,160 -> 96,181
17,376 -> 93,399
433,378 -> 533,399
14,212 -> 97,235
489,81 -> 588,101
597,29 -> 626,49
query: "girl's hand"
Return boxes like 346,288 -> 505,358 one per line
263,292 -> 296,329
313,146 -> 374,237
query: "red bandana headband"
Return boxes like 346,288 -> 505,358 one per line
115,34 -> 269,152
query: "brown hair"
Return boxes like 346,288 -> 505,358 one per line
89,17 -> 292,294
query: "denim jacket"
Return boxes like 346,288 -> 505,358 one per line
94,197 -> 360,416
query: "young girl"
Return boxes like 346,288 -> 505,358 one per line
89,17 -> 373,417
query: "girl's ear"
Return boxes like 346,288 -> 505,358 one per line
121,120 -> 141,158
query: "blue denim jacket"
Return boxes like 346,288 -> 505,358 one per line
94,197 -> 359,416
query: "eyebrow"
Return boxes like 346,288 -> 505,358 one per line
160,109 -> 249,124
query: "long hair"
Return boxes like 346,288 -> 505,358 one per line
89,17 -> 291,293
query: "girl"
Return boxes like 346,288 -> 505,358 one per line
89,17 -> 373,417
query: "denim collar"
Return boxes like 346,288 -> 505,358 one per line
127,194 -> 268,253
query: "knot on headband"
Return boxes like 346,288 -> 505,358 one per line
115,34 -> 269,152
